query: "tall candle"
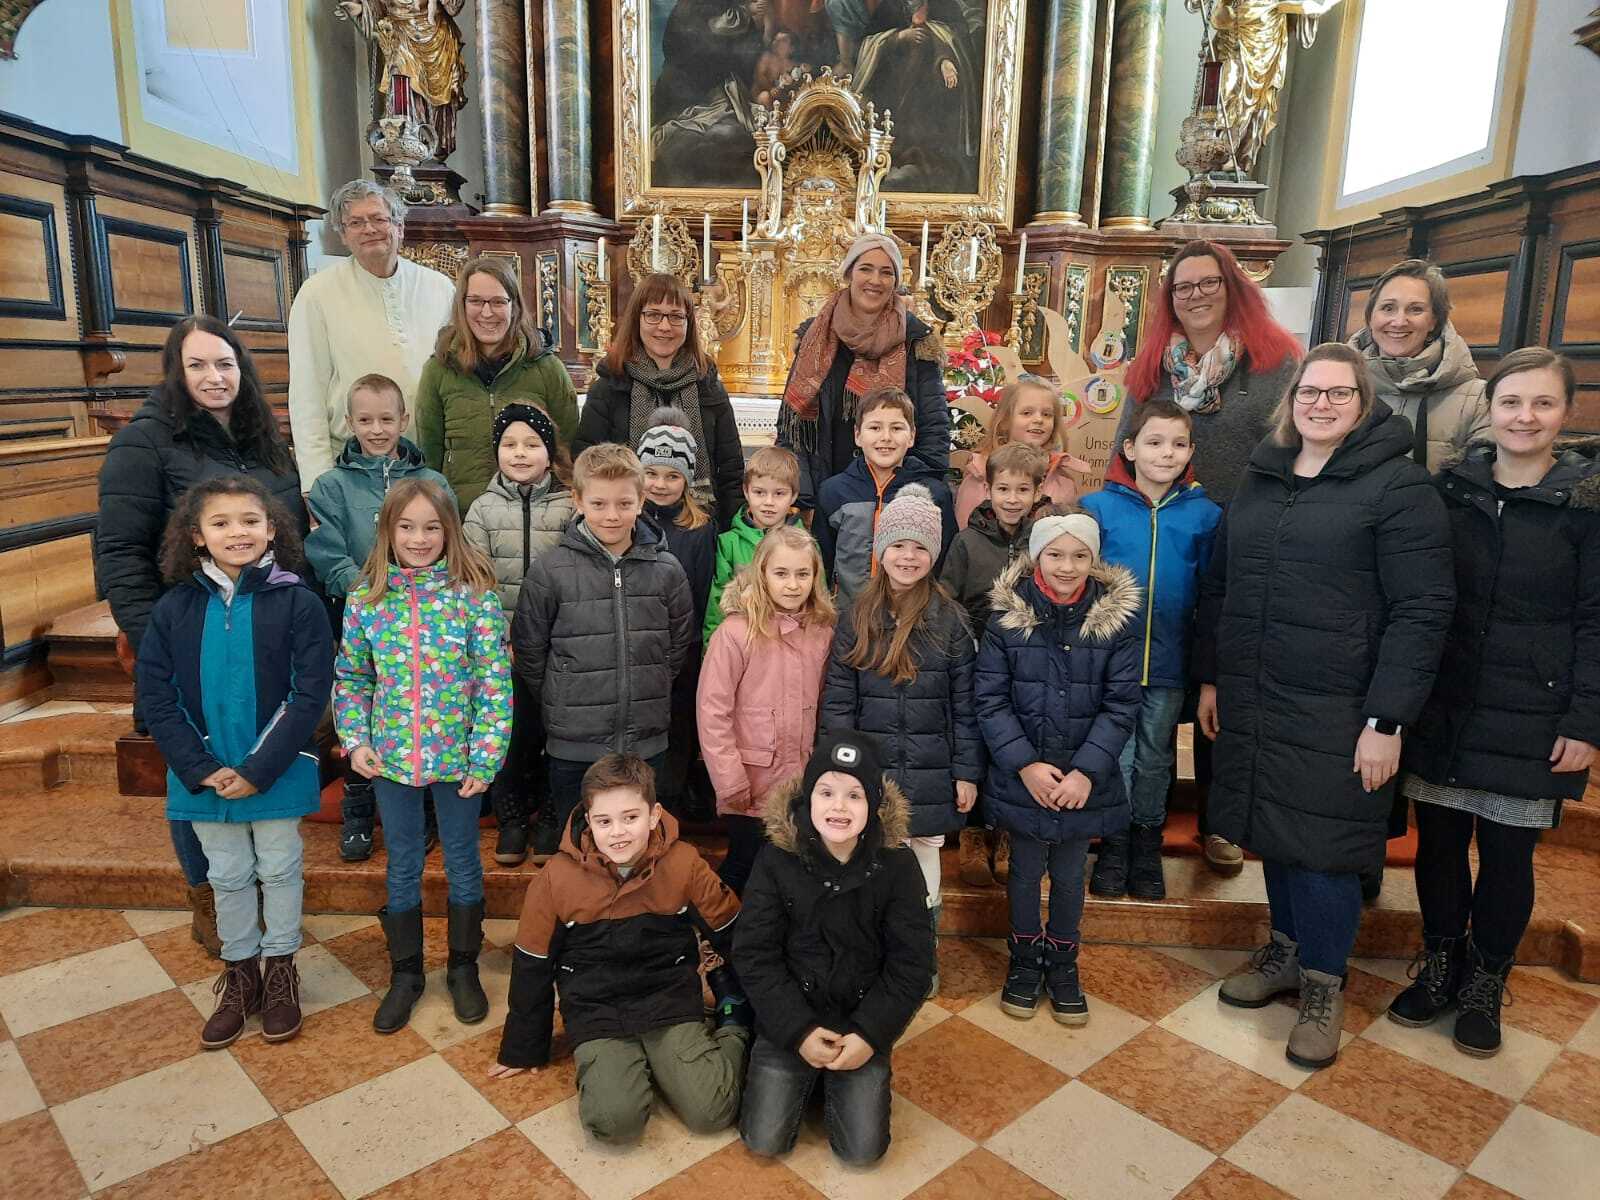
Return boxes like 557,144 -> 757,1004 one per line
652,214 -> 662,272
918,219 -> 929,288
702,212 -> 712,282
597,237 -> 607,283
1014,232 -> 1027,294
879,198 -> 887,230
741,198 -> 749,251
968,236 -> 979,282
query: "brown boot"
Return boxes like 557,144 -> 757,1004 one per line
260,954 -> 303,1043
958,828 -> 995,887
188,883 -> 222,959
200,957 -> 261,1050
992,832 -> 1011,883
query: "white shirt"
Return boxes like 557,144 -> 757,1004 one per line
287,254 -> 456,486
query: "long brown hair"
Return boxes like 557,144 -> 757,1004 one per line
353,478 -> 495,603
729,525 -> 835,642
435,255 -> 541,375
843,567 -> 959,687
155,315 -> 292,474
602,273 -> 707,376
159,476 -> 304,584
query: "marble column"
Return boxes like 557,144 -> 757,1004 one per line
542,0 -> 593,214
1033,0 -> 1096,225
1102,0 -> 1165,229
477,0 -> 531,215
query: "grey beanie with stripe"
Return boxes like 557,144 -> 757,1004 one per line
635,406 -> 698,480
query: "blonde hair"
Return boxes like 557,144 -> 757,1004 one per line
981,377 -> 1064,456
573,443 -> 646,496
346,372 -> 405,415
354,478 -> 495,604
986,441 -> 1048,486
674,488 -> 711,530
743,445 -> 801,492
726,526 -> 834,642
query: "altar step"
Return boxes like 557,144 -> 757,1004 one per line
41,601 -> 131,704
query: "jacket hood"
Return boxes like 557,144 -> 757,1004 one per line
759,773 -> 912,856
1248,399 -> 1415,483
1441,439 -> 1600,512
187,558 -> 303,597
559,802 -> 682,878
1352,321 -> 1479,393
1102,447 -> 1202,497
334,436 -> 430,472
988,557 -> 1141,641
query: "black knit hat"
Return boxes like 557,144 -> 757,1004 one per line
801,730 -> 886,814
492,403 -> 557,458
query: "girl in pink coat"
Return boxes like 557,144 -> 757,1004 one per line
955,377 -> 1091,528
697,525 -> 836,894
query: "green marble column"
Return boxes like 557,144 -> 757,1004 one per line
1034,0 -> 1096,225
1102,0 -> 1165,229
478,0 -> 531,214
542,0 -> 593,213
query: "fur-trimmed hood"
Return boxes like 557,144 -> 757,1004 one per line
986,556 -> 1141,640
760,773 -> 912,855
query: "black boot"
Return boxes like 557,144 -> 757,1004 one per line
1043,937 -> 1090,1026
1361,867 -> 1384,905
531,797 -> 565,859
706,963 -> 752,1033
1089,831 -> 1130,898
1000,933 -> 1045,1019
1386,934 -> 1465,1028
490,782 -> 530,866
374,907 -> 426,1034
446,901 -> 489,1024
1126,823 -> 1166,900
1454,938 -> 1514,1058
340,776 -> 377,862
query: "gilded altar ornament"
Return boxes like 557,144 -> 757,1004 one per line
338,0 -> 469,172
576,254 -> 614,356
927,212 -> 1002,350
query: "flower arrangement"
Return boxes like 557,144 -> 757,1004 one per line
942,329 -> 1007,408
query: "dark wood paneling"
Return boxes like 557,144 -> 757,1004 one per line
221,242 -> 288,331
1550,238 -> 1600,356
96,215 -> 194,325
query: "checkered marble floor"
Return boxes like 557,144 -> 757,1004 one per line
2,906 -> 1597,1199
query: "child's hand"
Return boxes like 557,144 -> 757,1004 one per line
824,1032 -> 874,1071
1197,684 -> 1220,740
798,1026 -> 844,1068
216,774 -> 259,800
487,1062 -> 534,1079
954,781 -> 977,813
459,776 -> 488,799
200,768 -> 238,793
350,745 -> 382,778
1051,770 -> 1091,810
1021,762 -> 1064,809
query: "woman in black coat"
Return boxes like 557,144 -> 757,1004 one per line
1387,348 -> 1600,1057
1194,343 -> 1454,1070
573,273 -> 745,529
95,314 -> 307,952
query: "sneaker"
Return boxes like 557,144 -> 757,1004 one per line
1285,967 -> 1345,1070
1000,933 -> 1045,1019
200,957 -> 262,1050
1453,940 -> 1514,1058
1043,937 -> 1089,1026
1220,930 -> 1300,1008
1203,834 -> 1244,873
1386,934 -> 1465,1028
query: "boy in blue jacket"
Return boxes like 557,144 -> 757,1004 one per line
1080,399 -> 1221,900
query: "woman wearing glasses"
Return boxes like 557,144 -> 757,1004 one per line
1192,343 -> 1453,1070
574,273 -> 746,528
415,255 -> 579,510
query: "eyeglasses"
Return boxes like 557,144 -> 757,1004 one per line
1294,386 -> 1358,406
641,310 -> 688,327
343,215 -> 394,232
1171,276 -> 1224,300
465,297 -> 513,312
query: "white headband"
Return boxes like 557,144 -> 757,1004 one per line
1029,513 -> 1100,561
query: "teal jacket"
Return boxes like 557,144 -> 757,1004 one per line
305,437 -> 454,597
702,506 -> 807,644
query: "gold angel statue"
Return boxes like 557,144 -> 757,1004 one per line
337,0 -> 468,161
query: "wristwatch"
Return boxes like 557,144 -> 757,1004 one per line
1366,717 -> 1401,736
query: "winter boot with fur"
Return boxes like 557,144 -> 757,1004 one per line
958,828 -> 995,887
1285,967 -> 1345,1069
1043,937 -> 1090,1026
1089,830 -> 1130,898
1453,939 -> 1514,1058
446,901 -> 489,1024
1126,823 -> 1167,900
1220,930 -> 1301,1008
1000,932 -> 1045,1019
1387,934 -> 1465,1028
374,907 -> 426,1034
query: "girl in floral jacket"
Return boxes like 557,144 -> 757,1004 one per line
334,478 -> 512,1036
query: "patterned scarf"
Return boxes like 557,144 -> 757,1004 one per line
780,288 -> 908,449
625,352 -> 711,499
1165,331 -> 1239,415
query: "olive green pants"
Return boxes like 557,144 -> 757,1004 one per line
573,1020 -> 749,1144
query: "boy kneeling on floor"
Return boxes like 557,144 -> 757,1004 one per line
490,753 -> 750,1143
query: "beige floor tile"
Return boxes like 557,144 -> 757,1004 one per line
300,913 -> 380,942
1157,982 -> 1351,1091
51,1051 -> 275,1191
519,1095 -> 738,1200
897,1000 -> 954,1047
0,1039 -> 45,1123
1152,946 -> 1253,978
957,986 -> 1149,1077
1347,956 -> 1416,987
285,1054 -> 508,1198
1362,1007 -> 1561,1100
1225,1093 -> 1456,1200
177,943 -> 369,1032
0,940 -> 172,1038
988,1079 -> 1212,1200
483,918 -> 520,947
409,948 -> 512,1051
0,905 -> 47,923
1568,1005 -> 1600,1058
781,1093 -> 973,1200
1468,1104 -> 1600,1200
120,909 -> 193,937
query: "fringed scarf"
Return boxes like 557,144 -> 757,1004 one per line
625,352 -> 711,500
1165,331 -> 1239,415
779,288 -> 908,450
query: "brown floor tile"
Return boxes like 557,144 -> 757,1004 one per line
0,907 -> 135,974
638,1140 -> 828,1199
1442,1176 -> 1524,1200
1299,1037 -> 1513,1168
929,937 -> 1009,1013
1502,968 -> 1600,1043
0,1111 -> 86,1200
439,1022 -> 578,1123
367,1127 -> 584,1200
1272,964 -> 1403,1034
1078,1026 -> 1289,1154
1174,1159 -> 1292,1200
140,924 -> 224,986
17,988 -> 201,1106
906,1147 -> 1063,1199
94,1119 -> 339,1200
1523,1048 -> 1600,1137
1076,943 -> 1217,1022
229,994 -> 431,1112
319,920 -> 450,992
890,1013 -> 1068,1141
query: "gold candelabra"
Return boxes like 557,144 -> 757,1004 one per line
924,213 -> 1003,349
576,255 -> 613,358
1004,270 -> 1047,355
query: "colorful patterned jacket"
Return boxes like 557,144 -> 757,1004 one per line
333,559 -> 513,786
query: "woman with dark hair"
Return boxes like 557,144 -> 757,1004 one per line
1349,258 -> 1491,472
415,254 -> 578,511
1387,348 -> 1599,1058
96,315 -> 308,956
1193,343 -> 1453,1071
574,273 -> 745,528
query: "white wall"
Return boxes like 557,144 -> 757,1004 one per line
0,0 -> 121,142
1512,0 -> 1600,176
1151,1 -> 1207,225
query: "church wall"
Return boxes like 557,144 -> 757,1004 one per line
0,1 -> 121,144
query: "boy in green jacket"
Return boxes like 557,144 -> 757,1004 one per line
703,446 -> 808,643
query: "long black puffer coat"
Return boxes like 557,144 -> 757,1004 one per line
733,776 -> 933,1054
510,516 -> 695,762
1192,402 -> 1455,875
1404,442 -> 1600,806
96,395 -> 307,651
820,594 -> 982,837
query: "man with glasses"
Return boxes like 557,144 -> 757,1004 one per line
288,180 -> 456,488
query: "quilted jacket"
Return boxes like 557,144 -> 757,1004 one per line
462,472 -> 576,610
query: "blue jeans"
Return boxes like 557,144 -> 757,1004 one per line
740,1034 -> 892,1166
1006,835 -> 1090,942
169,819 -> 210,887
374,778 -> 484,911
191,818 -> 304,961
1117,686 -> 1185,826
1262,860 -> 1362,976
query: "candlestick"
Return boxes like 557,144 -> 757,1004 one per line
968,236 -> 979,283
741,198 -> 749,252
597,236 -> 607,283
702,212 -> 712,283
1014,232 -> 1027,294
918,220 -> 929,288
652,214 -> 662,272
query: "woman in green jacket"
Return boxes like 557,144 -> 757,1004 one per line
415,255 -> 578,510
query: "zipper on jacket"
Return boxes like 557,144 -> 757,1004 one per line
407,572 -> 424,784
613,565 -> 629,752
1139,489 -> 1176,686
522,489 -> 533,581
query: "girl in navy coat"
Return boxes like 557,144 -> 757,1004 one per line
137,477 -> 333,1051
976,509 -> 1141,1026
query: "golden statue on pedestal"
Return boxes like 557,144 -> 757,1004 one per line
337,0 -> 468,162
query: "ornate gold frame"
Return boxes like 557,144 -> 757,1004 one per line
613,0 -> 1027,227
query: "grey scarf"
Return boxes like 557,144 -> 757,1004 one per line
625,353 -> 711,500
